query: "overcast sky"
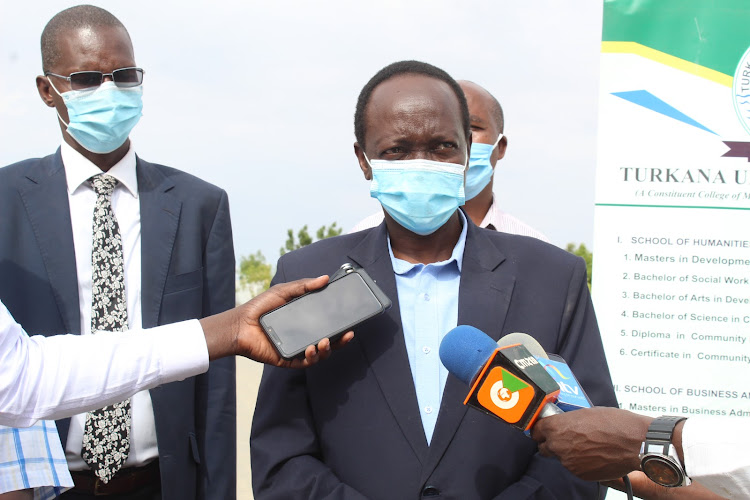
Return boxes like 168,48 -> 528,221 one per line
0,0 -> 605,264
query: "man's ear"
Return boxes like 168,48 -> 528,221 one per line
493,135 -> 508,165
354,142 -> 372,180
36,75 -> 56,107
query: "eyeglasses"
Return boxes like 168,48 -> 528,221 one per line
45,67 -> 145,91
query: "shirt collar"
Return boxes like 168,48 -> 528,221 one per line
388,210 -> 468,275
60,141 -> 139,198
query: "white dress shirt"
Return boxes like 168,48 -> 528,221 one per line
60,141 -> 156,470
0,298 -> 208,428
350,197 -> 550,242
683,417 -> 750,499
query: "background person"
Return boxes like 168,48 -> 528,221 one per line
0,6 -> 235,499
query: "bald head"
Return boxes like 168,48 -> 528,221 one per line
41,5 -> 131,72
458,80 -> 504,134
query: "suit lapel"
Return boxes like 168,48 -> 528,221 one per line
348,223 -> 430,463
137,158 -> 181,328
420,222 -> 515,484
17,151 -> 81,334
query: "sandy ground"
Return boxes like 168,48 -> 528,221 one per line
236,356 -> 263,500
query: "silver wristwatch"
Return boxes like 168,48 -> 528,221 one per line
639,415 -> 691,487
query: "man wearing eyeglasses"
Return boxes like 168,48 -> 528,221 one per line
0,5 -> 236,500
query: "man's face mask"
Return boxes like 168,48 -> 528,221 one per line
465,133 -> 503,200
48,78 -> 143,154
365,153 -> 466,236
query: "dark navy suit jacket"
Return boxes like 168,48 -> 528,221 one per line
251,219 -> 618,499
0,150 -> 236,500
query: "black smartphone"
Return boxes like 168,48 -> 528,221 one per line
260,267 -> 390,360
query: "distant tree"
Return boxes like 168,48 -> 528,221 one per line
280,222 -> 343,255
237,250 -> 272,301
281,226 -> 313,255
316,223 -> 343,241
237,223 -> 344,304
566,243 -> 592,289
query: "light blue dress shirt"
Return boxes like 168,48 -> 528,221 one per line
387,211 -> 467,444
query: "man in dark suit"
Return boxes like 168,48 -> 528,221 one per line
0,6 -> 235,499
250,60 -> 618,499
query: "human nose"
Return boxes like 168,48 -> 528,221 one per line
407,149 -> 431,161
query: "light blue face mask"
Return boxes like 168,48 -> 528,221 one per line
465,133 -> 503,200
49,80 -> 143,154
365,154 -> 466,236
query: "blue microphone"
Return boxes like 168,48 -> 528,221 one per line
439,325 -> 499,385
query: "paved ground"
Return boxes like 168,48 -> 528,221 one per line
236,356 -> 263,500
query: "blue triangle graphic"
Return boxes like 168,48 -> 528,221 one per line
612,90 -> 716,135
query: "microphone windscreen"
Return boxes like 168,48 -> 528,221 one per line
440,325 -> 498,385
497,332 -> 549,359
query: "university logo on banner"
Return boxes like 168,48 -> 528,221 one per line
733,46 -> 750,136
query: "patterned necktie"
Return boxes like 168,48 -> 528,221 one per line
82,174 -> 131,483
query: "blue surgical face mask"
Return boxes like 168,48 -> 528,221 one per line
365,154 -> 466,236
465,133 -> 503,200
49,79 -> 143,154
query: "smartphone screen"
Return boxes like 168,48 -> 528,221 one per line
261,272 -> 384,358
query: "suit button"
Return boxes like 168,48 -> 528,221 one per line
422,486 -> 440,497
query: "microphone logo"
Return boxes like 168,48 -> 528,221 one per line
489,380 -> 520,409
478,367 -> 535,424
543,363 -> 570,380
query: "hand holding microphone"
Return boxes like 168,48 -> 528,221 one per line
531,410 -> 726,500
438,327 -> 732,499
531,407 -> 651,481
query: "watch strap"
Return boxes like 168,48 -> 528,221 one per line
646,416 -> 687,443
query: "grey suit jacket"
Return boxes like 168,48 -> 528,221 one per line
0,150 -> 237,500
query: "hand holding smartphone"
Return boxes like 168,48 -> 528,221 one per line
260,264 -> 391,360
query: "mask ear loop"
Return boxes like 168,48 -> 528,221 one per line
362,151 -> 373,169
492,133 -> 504,149
45,76 -> 71,130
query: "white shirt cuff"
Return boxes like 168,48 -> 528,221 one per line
151,319 -> 210,383
683,417 -> 750,498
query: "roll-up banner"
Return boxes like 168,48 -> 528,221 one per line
593,0 -> 750,422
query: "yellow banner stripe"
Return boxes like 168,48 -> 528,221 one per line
602,41 -> 732,87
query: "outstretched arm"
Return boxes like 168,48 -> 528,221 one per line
0,276 -> 352,428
